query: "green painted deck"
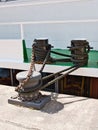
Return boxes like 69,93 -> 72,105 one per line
25,48 -> 98,68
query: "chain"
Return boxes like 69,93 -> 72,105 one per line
15,44 -> 35,92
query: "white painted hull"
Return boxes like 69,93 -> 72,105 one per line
0,0 -> 98,49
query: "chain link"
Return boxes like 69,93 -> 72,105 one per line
15,45 -> 35,92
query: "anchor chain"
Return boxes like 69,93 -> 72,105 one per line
15,44 -> 35,92
15,39 -> 52,101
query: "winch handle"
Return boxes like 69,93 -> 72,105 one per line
67,46 -> 80,51
86,44 -> 93,53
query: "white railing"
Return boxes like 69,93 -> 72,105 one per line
0,18 -> 98,39
0,0 -> 97,49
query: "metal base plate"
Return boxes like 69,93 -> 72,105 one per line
8,95 -> 51,110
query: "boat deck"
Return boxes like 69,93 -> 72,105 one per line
0,84 -> 98,130
26,48 -> 98,68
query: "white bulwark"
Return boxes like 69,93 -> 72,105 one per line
0,0 -> 98,49
0,39 -> 24,62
